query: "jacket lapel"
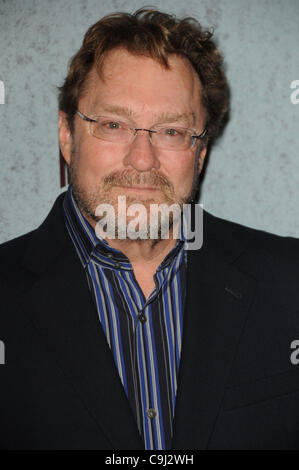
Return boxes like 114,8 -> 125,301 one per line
172,215 -> 257,450
22,193 -> 144,450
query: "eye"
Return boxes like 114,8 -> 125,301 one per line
165,128 -> 178,136
106,121 -> 121,129
163,128 -> 185,137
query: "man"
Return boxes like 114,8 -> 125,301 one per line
1,8 -> 299,450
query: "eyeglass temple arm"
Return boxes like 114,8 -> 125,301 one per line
76,110 -> 97,122
193,128 -> 207,140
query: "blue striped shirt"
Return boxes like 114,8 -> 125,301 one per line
62,186 -> 187,450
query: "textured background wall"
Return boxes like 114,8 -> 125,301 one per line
0,0 -> 298,243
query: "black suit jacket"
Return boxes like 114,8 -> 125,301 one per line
1,191 -> 299,450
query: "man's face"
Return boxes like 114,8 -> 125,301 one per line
59,47 -> 207,236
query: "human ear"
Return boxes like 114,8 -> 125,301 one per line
58,110 -> 73,166
197,145 -> 207,174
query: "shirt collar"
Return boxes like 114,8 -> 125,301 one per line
63,185 -> 186,271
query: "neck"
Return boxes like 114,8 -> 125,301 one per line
107,235 -> 177,267
85,210 -> 179,270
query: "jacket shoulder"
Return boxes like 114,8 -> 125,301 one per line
0,230 -> 40,335
203,210 -> 299,279
205,209 -> 299,249
0,230 -> 38,280
0,229 -> 37,259
0,191 -> 67,287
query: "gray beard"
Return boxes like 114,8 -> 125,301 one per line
68,147 -> 201,242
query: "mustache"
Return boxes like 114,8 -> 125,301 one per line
103,170 -> 174,193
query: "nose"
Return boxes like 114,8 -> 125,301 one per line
123,129 -> 161,172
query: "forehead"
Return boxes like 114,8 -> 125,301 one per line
80,48 -> 204,124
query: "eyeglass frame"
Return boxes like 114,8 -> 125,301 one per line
76,110 -> 207,149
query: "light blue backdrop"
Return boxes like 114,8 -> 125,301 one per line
0,0 -> 298,243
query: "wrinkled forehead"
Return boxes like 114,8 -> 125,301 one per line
79,48 -> 205,124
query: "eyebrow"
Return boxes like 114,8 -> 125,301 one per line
92,104 -> 196,126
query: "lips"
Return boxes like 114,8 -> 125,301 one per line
114,185 -> 159,190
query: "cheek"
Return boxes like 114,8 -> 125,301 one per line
75,139 -> 123,181
163,152 -> 195,186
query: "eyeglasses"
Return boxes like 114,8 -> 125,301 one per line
76,110 -> 207,151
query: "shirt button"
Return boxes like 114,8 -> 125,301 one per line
114,262 -> 121,269
106,253 -> 114,259
146,408 -> 157,419
138,314 -> 147,324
